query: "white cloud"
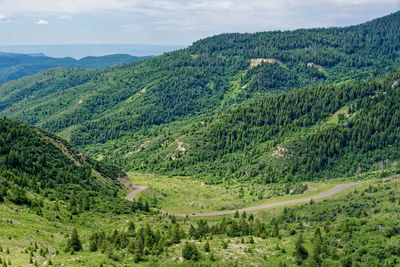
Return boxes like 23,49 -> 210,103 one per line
0,0 -> 397,16
0,0 -> 397,45
34,19 -> 48,24
0,14 -> 11,23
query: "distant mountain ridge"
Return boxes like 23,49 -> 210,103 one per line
0,52 -> 151,84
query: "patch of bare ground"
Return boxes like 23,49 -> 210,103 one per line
176,140 -> 189,152
250,58 -> 283,68
271,146 -> 290,159
307,62 -> 324,69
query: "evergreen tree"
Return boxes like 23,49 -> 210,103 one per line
182,242 -> 200,261
204,241 -> 210,252
68,229 -> 82,252
172,225 -> 181,244
294,233 -> 308,263
127,239 -> 135,254
127,221 -> 136,236
234,210 -> 239,218
134,235 -> 144,262
144,200 -> 150,212
313,227 -> 323,265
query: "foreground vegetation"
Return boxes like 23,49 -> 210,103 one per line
0,175 -> 398,266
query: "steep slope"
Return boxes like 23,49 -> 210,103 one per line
110,72 -> 400,183
0,11 -> 399,149
0,52 -> 150,84
0,118 -> 128,212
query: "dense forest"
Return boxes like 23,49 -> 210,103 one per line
94,72 -> 400,184
0,11 -> 399,151
0,118 -> 132,213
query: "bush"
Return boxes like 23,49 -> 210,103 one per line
182,242 -> 200,261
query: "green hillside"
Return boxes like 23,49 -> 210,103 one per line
0,118 -> 129,213
0,11 -> 399,151
1,11 -> 400,267
96,72 -> 400,183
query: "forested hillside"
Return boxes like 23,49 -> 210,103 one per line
0,118 -> 128,212
0,52 -> 149,84
0,11 -> 399,151
100,72 -> 400,184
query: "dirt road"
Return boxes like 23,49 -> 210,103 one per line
125,186 -> 148,201
121,176 -> 362,217
162,181 -> 362,217
118,176 -> 148,201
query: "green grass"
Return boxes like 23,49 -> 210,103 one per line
1,175 -> 398,266
128,172 -> 347,214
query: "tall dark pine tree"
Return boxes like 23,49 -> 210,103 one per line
294,233 -> 308,263
69,229 -> 82,252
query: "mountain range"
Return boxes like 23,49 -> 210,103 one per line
1,11 -> 399,183
0,52 -> 151,84
1,11 -> 400,267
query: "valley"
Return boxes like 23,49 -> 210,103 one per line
0,10 -> 400,267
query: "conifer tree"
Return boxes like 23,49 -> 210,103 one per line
68,229 -> 82,252
204,241 -> 210,252
134,236 -> 144,262
294,233 -> 308,263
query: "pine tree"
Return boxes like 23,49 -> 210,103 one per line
313,227 -> 323,265
172,225 -> 181,244
89,238 -> 97,252
182,242 -> 200,261
204,241 -> 210,252
127,239 -> 135,254
272,221 -> 279,237
83,195 -> 91,211
68,229 -> 82,252
294,233 -> 308,263
127,221 -> 136,236
134,235 -> 144,262
144,201 -> 150,212
234,210 -> 239,218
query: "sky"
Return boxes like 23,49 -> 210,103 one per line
0,0 -> 399,46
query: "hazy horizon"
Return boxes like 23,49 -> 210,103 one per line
0,43 -> 185,59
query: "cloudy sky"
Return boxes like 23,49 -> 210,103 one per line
0,0 -> 399,46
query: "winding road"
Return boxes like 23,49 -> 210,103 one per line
125,185 -> 148,201
121,178 -> 362,217
118,176 -> 149,201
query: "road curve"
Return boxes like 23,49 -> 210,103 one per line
162,181 -> 362,217
125,185 -> 148,201
118,176 -> 148,201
